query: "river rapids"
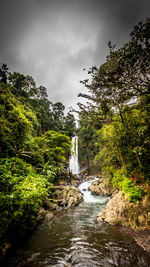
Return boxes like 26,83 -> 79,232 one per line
5,178 -> 150,267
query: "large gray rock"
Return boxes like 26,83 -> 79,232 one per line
89,178 -> 115,196
71,179 -> 81,187
49,184 -> 83,209
96,191 -> 130,224
63,186 -> 83,208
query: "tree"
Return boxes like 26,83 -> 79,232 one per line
0,82 -> 38,156
51,102 -> 65,131
9,72 -> 37,98
79,18 -> 150,114
37,85 -> 48,99
26,131 -> 71,166
77,105 -> 103,173
78,18 -> 150,180
63,112 -> 76,137
0,63 -> 9,84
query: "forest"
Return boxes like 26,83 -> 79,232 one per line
78,18 -> 150,202
0,17 -> 150,261
0,63 -> 76,255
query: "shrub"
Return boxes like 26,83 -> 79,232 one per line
111,168 -> 145,202
111,167 -> 128,189
121,178 -> 145,202
0,157 -> 53,232
0,157 -> 31,193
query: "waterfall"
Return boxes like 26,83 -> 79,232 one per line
69,136 -> 80,174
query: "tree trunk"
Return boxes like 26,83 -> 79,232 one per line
85,143 -> 90,175
135,152 -> 142,168
86,154 -> 90,175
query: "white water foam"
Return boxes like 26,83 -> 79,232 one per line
79,178 -> 108,203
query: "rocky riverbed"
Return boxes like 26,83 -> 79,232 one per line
2,174 -> 150,262
88,176 -> 150,254
4,177 -> 150,267
37,178 -> 84,225
1,175 -> 84,261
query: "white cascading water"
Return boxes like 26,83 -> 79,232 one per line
78,178 -> 110,204
69,136 -> 80,174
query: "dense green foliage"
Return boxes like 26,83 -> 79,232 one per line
0,157 -> 49,228
77,105 -> 103,173
0,64 -> 75,248
78,18 -> 150,201
111,168 -> 145,202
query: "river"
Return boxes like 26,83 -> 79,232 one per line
5,179 -> 150,267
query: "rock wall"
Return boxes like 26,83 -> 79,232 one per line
96,191 -> 130,224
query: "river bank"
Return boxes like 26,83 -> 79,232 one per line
4,177 -> 150,267
0,174 -> 84,263
2,174 -> 150,266
88,176 -> 150,254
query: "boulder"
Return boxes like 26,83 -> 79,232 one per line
63,186 -> 83,208
96,191 -> 130,224
71,179 -> 80,187
52,189 -> 63,199
48,184 -> 83,210
89,178 -> 115,196
37,207 -> 47,221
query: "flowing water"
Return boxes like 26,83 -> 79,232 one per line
5,179 -> 150,267
69,136 -> 79,174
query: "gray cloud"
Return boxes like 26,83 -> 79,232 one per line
0,0 -> 150,112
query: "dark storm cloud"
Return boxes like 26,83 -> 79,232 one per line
0,0 -> 150,111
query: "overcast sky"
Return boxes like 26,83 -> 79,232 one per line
0,0 -> 150,113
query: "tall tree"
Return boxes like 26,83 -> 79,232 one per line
0,63 -> 9,84
78,18 -> 150,179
